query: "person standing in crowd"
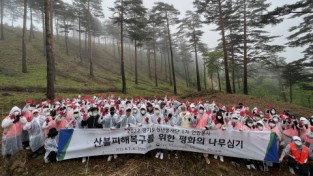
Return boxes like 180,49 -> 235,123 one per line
1,106 -> 23,159
98,106 -> 119,162
136,105 -> 152,126
280,136 -> 311,175
132,106 -> 139,118
196,104 -> 214,164
67,109 -> 88,163
151,105 -> 165,159
242,118 -> 257,170
163,109 -> 178,159
282,118 -> 298,147
176,104 -> 195,128
80,107 -> 102,163
23,109 -> 45,158
42,109 -> 57,138
175,104 -> 195,160
227,114 -> 243,168
67,110 -> 82,129
212,110 -> 225,163
254,121 -> 270,172
119,107 -> 136,129
146,102 -> 154,116
44,128 -> 58,163
81,107 -> 102,129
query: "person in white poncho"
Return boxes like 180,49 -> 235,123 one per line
98,106 -> 120,162
23,109 -> 45,158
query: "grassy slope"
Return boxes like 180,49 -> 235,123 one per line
0,26 -> 196,112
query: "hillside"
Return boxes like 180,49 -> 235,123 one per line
0,25 -> 195,97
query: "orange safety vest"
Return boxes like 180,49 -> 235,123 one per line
289,143 -> 309,164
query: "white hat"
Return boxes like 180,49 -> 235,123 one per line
256,120 -> 264,127
190,103 -> 196,108
10,106 -> 21,115
231,114 -> 239,119
292,136 -> 301,141
32,109 -> 39,114
125,106 -> 132,111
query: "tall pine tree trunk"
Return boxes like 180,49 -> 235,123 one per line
29,5 -> 33,42
186,62 -> 191,86
217,67 -> 221,91
210,73 -> 213,90
289,81 -> 292,103
78,17 -> 82,63
184,62 -> 188,87
194,42 -> 201,91
0,0 -> 4,40
165,49 -> 167,81
229,26 -> 236,93
64,19 -> 69,55
135,40 -> 138,84
112,38 -> 116,57
243,0 -> 248,95
153,42 -> 158,87
166,11 -> 176,95
50,0 -> 53,35
204,63 -> 207,90
56,16 -> 59,40
45,0 -> 55,100
160,52 -> 163,73
88,0 -> 93,76
129,43 -> 133,74
22,0 -> 28,73
147,49 -> 152,80
85,31 -> 87,60
167,43 -> 172,86
218,0 -> 231,93
41,6 -> 46,56
120,0 -> 126,93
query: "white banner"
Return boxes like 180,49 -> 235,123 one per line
57,125 -> 278,162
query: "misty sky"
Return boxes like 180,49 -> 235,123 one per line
67,0 -> 305,62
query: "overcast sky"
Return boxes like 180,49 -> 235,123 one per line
65,0 -> 305,62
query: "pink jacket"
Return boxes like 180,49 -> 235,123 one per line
283,126 -> 298,138
227,121 -> 243,131
196,113 -> 209,129
55,118 -> 67,131
2,116 -> 22,139
243,125 -> 252,132
300,128 -> 312,144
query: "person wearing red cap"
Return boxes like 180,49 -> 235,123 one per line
282,117 -> 298,147
23,109 -> 45,158
298,118 -> 312,147
1,106 -> 23,159
42,109 -> 58,138
280,136 -> 311,175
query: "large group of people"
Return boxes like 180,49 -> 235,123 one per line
2,94 -> 313,175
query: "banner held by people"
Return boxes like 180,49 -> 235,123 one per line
58,124 -> 279,162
